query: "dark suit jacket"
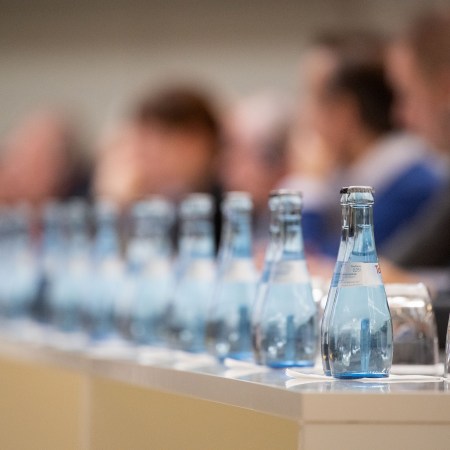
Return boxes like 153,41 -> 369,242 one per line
385,181 -> 450,268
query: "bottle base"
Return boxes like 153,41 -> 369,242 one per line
332,372 -> 389,380
218,351 -> 254,363
182,347 -> 206,354
267,360 -> 315,369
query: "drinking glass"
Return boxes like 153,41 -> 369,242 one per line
386,283 -> 439,366
445,314 -> 450,378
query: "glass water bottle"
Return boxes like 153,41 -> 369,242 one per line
33,202 -> 67,324
127,197 -> 175,346
252,192 -> 280,364
167,194 -> 216,353
252,190 -> 317,368
321,187 -> 349,375
4,204 -> 38,323
206,192 -> 257,361
328,186 -> 393,379
84,200 -> 124,341
51,199 -> 90,334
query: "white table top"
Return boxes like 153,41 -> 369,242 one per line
0,324 -> 448,424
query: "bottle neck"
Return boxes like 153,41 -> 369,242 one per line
43,223 -> 65,253
337,204 -> 349,260
69,225 -> 90,255
220,211 -> 252,260
133,218 -> 171,253
277,211 -> 305,260
95,220 -> 120,260
342,203 -> 350,230
128,232 -> 172,270
11,227 -> 29,255
348,205 -> 377,262
180,217 -> 214,258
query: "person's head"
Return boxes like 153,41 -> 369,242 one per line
93,122 -> 146,206
387,10 -> 450,152
1,110 -> 88,206
300,31 -> 385,128
219,93 -> 291,212
313,62 -> 394,164
132,86 -> 220,200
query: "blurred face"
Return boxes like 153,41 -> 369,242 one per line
219,117 -> 284,212
300,47 -> 339,128
2,115 -> 69,205
387,42 -> 450,151
301,47 -> 359,163
94,124 -> 148,205
94,122 -> 215,204
137,122 -> 215,200
312,90 -> 358,163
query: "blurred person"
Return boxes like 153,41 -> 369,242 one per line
1,110 -> 91,207
95,87 -> 221,205
285,32 -> 445,259
287,32 -> 386,195
285,32 -> 386,255
381,9 -> 450,346
317,62 -> 444,253
384,10 -> 450,271
94,85 -> 223,247
219,92 -> 291,253
94,123 -> 147,207
133,87 -> 221,202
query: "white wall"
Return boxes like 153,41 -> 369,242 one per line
0,0 -> 449,144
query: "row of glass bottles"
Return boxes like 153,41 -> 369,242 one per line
167,190 -> 317,368
0,204 -> 38,321
0,186 -> 392,377
0,190 -> 319,368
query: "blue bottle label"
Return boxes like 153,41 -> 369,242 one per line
338,262 -> 382,287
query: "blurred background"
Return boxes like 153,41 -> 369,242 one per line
1,0 -> 448,140
2,0 -> 450,275
0,0 -> 450,354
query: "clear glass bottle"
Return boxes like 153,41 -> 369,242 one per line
445,314 -> 450,379
206,192 -> 257,361
252,190 -> 317,368
328,186 -> 393,379
32,201 -> 67,324
6,204 -> 38,322
126,197 -> 175,345
0,208 -> 11,320
321,187 -> 349,375
84,200 -> 124,341
251,192 -> 280,364
167,194 -> 215,353
50,199 -> 90,335
259,192 -> 281,289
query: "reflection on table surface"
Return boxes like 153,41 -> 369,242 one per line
0,327 -> 447,396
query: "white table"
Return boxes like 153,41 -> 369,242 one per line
0,334 -> 448,450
